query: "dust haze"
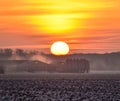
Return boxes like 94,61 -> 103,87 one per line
0,49 -> 120,73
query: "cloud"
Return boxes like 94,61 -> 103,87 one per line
0,0 -> 114,16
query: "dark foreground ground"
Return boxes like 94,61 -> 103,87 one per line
0,73 -> 120,101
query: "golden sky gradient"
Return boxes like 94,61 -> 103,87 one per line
0,0 -> 120,53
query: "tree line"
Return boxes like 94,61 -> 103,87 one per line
0,48 -> 41,59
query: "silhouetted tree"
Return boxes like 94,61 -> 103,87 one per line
79,59 -> 90,73
4,48 -> 13,57
0,48 -> 13,59
65,58 -> 90,73
16,49 -> 25,56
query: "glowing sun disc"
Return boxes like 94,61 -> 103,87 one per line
51,41 -> 69,55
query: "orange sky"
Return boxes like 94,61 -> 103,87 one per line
0,0 -> 120,53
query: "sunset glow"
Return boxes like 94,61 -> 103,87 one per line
0,0 -> 120,53
27,14 -> 79,34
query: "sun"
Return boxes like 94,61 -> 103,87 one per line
51,41 -> 69,56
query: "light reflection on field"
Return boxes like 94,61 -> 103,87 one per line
1,72 -> 120,80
